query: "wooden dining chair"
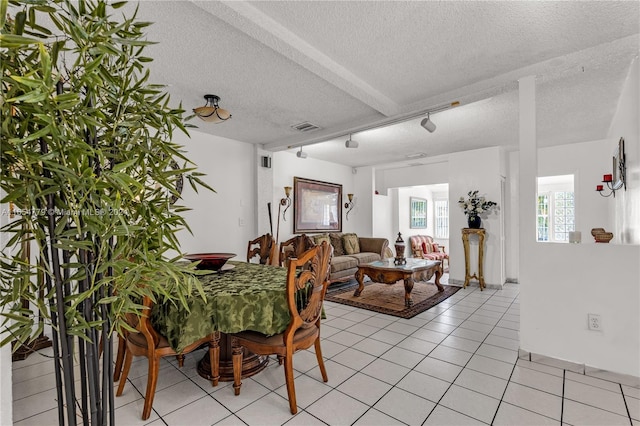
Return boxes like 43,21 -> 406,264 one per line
116,296 -> 220,420
231,241 -> 333,414
247,233 -> 276,265
278,234 -> 315,267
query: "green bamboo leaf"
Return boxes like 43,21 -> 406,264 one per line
0,33 -> 41,47
0,0 -> 7,27
14,10 -> 26,35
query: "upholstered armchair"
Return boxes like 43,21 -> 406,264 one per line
409,235 -> 449,269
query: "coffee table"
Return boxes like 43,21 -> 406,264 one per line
354,258 -> 443,307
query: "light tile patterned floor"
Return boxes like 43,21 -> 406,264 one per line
12,283 -> 640,425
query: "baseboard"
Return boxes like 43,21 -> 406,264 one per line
447,278 -> 503,290
518,349 -> 640,387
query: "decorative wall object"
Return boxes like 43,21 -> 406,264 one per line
597,137 -> 626,197
410,197 -> 427,228
294,177 -> 342,233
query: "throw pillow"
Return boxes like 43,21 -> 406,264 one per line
343,233 -> 360,255
329,233 -> 345,256
422,241 -> 432,254
432,242 -> 440,252
313,233 -> 330,246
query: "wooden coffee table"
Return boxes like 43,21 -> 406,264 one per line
354,258 -> 443,307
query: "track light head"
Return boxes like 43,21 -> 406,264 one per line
420,114 -> 436,133
345,134 -> 359,148
296,147 -> 307,159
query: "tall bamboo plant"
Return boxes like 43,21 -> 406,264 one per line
1,1 -> 211,424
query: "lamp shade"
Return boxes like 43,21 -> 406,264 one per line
193,94 -> 231,123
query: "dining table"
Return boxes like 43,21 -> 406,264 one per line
152,261 -> 290,382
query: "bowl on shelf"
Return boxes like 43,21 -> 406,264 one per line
590,228 -> 606,237
183,253 -> 236,271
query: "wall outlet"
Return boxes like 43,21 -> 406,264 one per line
588,313 -> 602,331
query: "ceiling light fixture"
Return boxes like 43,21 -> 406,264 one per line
193,94 -> 231,123
345,134 -> 359,148
296,147 -> 307,159
420,113 -> 436,133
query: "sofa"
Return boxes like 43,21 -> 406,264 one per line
310,233 -> 390,284
409,235 -> 449,268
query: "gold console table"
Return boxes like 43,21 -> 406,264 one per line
462,228 -> 486,290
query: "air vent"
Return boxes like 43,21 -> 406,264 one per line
290,121 -> 321,132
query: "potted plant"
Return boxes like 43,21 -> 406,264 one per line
1,1 -> 211,424
458,190 -> 497,229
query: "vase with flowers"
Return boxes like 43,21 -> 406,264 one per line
458,190 -> 497,229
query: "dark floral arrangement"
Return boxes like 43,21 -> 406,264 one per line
458,190 -> 497,217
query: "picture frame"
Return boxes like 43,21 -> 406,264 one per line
410,197 -> 427,228
612,137 -> 626,191
293,177 -> 342,233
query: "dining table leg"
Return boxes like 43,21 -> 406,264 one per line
197,332 -> 268,382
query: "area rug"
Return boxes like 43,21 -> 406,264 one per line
325,279 -> 460,319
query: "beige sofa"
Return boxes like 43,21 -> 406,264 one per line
310,233 -> 389,284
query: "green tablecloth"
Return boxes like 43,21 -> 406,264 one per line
152,261 -> 289,352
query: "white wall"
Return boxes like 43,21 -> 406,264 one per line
397,186 -> 434,255
272,151 -> 358,243
448,148 -> 504,287
608,55 -> 639,244
373,193 -> 393,252
173,130 -> 258,259
519,62 -> 640,377
536,140 -> 613,240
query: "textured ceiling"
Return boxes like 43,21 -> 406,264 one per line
128,1 -> 639,169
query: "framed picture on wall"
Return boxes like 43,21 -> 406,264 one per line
410,197 -> 427,228
293,177 -> 342,233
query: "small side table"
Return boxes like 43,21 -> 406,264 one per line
462,228 -> 486,290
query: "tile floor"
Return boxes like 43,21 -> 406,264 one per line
12,283 -> 640,425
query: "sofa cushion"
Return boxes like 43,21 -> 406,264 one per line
343,233 -> 360,254
432,242 -> 440,252
348,252 -> 381,264
313,233 -> 331,246
329,233 -> 345,256
330,255 -> 358,274
421,241 -> 433,255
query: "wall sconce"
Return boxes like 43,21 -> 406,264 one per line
281,186 -> 292,220
596,137 -> 626,198
344,193 -> 355,220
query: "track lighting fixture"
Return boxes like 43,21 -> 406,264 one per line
420,113 -> 436,133
345,134 -> 359,148
296,147 -> 307,159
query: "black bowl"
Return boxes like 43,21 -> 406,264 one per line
183,253 -> 236,271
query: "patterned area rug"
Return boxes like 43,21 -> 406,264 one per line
325,279 -> 461,319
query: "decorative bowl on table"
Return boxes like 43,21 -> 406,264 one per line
183,253 -> 236,271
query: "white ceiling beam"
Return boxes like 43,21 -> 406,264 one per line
191,0 -> 400,117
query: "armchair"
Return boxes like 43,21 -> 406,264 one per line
409,235 -> 449,269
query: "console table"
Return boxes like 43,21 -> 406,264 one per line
462,228 -> 486,290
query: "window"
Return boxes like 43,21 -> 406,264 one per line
536,175 -> 575,242
434,200 -> 449,238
